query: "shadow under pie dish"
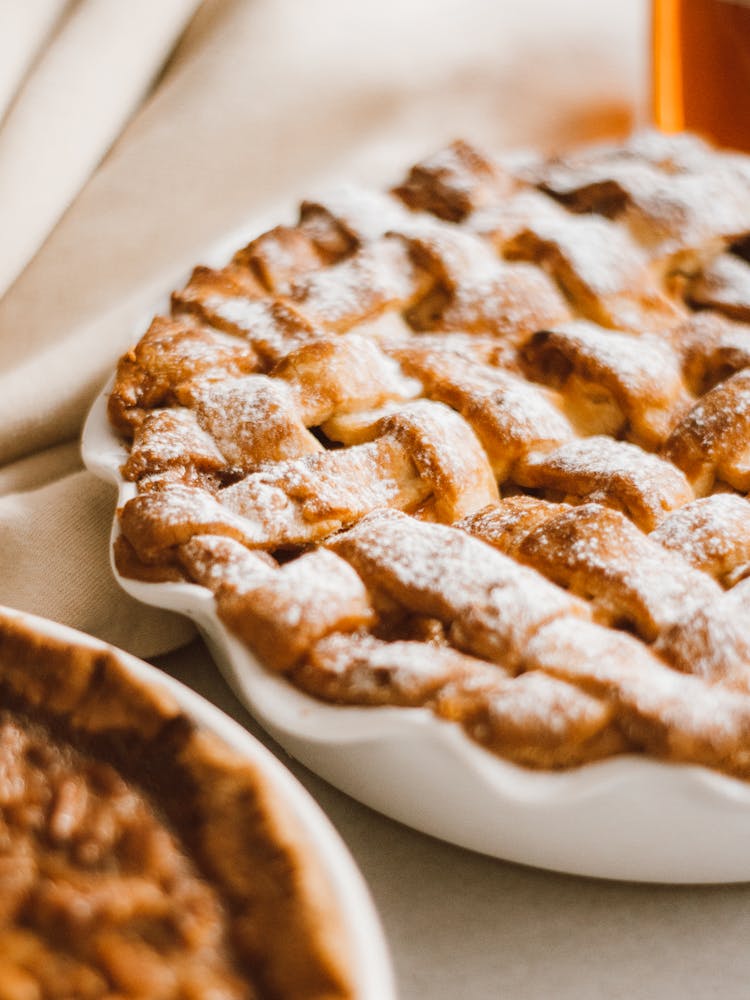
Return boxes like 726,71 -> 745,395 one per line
0,607 -> 392,998
85,130 -> 750,883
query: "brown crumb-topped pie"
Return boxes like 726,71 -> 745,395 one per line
107,131 -> 750,781
0,609 -> 357,999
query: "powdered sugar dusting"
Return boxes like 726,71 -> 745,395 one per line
303,185 -> 413,242
290,239 -> 420,327
331,509 -> 589,670
650,494 -> 750,581
518,436 -> 693,530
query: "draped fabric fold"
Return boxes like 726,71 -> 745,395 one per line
0,0 -> 202,298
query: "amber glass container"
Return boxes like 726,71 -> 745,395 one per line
652,0 -> 750,151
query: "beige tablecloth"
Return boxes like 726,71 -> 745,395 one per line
0,0 -> 643,657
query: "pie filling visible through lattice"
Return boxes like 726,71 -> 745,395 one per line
108,132 -> 750,779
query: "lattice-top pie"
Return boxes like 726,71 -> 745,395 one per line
108,131 -> 750,780
0,610 -> 355,998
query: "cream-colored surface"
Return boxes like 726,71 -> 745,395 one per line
0,0 -> 68,122
0,0 -> 202,297
0,0 -> 643,656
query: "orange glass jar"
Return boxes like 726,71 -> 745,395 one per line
652,0 -> 750,151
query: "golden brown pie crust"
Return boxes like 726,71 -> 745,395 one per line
106,132 -> 750,780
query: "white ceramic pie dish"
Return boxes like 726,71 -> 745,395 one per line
82,381 -> 750,885
81,203 -> 750,885
0,605 -> 394,999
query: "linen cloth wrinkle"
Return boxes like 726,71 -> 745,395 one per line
0,468 -> 194,655
0,0 -> 69,125
0,0 -> 640,658
0,0 -> 202,297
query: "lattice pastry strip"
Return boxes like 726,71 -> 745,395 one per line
178,259 -> 267,306
654,580 -> 750,689
434,668 -> 627,767
592,160 -> 750,270
176,375 -> 323,470
389,343 -> 574,479
392,138 -> 512,222
293,632 -> 625,769
663,368 -> 750,494
520,320 -> 691,448
299,186 -> 416,248
270,333 -> 421,426
172,270 -> 326,364
293,631 -> 491,708
522,130 -> 750,269
685,251 -> 750,323
219,438 -> 424,546
459,500 -> 721,642
176,533 -> 277,593
474,188 -> 681,331
220,400 -> 497,530
394,218 -> 571,338
109,316 -> 259,435
513,436 -> 694,532
150,332 -> 421,478
232,224 -> 328,293
454,495 -> 568,559
120,401 -> 499,559
119,485 -> 268,564
176,535 -> 375,674
677,312 -> 750,394
525,617 -> 750,779
650,494 -> 750,586
123,408 -> 228,484
327,509 -> 589,670
286,236 -> 433,332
